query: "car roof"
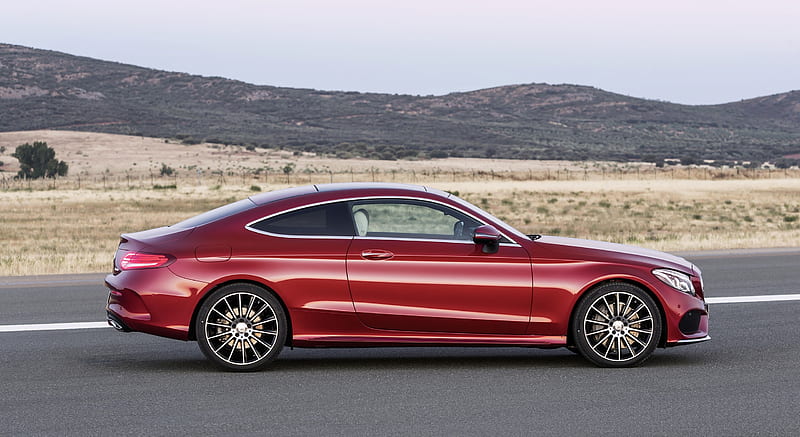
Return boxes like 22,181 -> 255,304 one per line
248,182 -> 438,206
315,182 -> 426,193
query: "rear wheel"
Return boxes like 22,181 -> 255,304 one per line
572,283 -> 661,367
196,283 -> 287,371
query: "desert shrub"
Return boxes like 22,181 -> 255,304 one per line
12,141 -> 68,179
160,164 -> 175,176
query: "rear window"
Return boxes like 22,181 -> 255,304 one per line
248,202 -> 353,236
173,199 -> 257,229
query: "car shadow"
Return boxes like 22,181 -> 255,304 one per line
272,347 -> 710,372
86,347 -> 588,372
86,345 -> 710,373
273,348 -> 587,372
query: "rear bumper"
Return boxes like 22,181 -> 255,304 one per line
105,269 -> 208,341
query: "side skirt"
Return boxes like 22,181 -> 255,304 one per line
292,333 -> 567,348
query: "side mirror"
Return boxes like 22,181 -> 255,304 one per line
473,224 -> 501,254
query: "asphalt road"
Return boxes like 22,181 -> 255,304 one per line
1,250 -> 799,436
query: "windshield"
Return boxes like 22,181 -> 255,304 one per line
446,193 -> 531,242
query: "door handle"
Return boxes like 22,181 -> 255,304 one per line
361,249 -> 394,260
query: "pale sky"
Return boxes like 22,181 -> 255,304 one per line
2,0 -> 798,104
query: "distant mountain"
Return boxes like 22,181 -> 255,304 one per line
1,43 -> 798,162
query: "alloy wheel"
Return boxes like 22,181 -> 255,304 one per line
573,283 -> 661,367
197,284 -> 286,370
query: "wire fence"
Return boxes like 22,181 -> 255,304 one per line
2,166 -> 800,191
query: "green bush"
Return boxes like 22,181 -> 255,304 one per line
12,141 -> 68,179
160,164 -> 175,176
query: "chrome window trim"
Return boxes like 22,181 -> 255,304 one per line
244,195 -> 523,247
245,229 -> 354,240
353,235 -> 520,247
244,198 -> 354,240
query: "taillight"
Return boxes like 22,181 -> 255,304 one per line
119,252 -> 174,270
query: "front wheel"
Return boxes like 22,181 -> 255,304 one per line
572,283 -> 662,367
196,283 -> 287,371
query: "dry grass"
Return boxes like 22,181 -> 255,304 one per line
1,130 -> 798,276
0,186 -> 251,276
0,130 -> 596,180
442,179 -> 800,252
1,179 -> 798,276
5,130 -> 796,187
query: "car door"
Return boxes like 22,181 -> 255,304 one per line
346,199 -> 533,335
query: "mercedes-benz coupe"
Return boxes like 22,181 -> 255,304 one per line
106,183 -> 709,370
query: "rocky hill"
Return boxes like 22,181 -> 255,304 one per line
1,43 -> 798,162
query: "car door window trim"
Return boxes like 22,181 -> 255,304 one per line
245,196 -> 521,247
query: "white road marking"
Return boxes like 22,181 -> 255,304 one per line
706,294 -> 800,304
0,294 -> 798,333
0,321 -> 110,333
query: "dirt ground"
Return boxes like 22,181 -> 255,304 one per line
0,130 -> 601,178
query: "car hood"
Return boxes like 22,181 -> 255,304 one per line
533,236 -> 697,274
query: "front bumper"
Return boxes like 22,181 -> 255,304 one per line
669,335 -> 711,346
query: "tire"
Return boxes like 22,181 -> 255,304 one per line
572,282 -> 662,367
196,283 -> 287,371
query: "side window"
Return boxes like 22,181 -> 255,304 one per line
351,200 -> 481,240
249,202 -> 353,236
173,199 -> 256,229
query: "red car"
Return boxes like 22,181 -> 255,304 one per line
106,183 -> 709,370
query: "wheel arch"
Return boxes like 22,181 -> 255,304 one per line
566,277 -> 668,349
188,279 -> 293,347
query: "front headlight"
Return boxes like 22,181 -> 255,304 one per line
652,268 -> 696,295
